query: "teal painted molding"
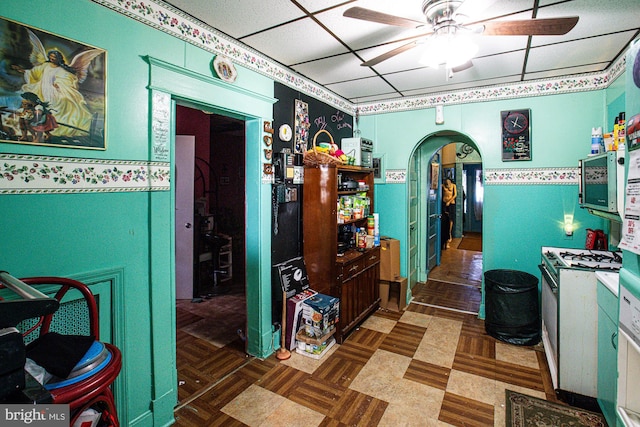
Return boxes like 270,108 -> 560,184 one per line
147,56 -> 276,119
128,410 -> 154,427
145,56 -> 277,107
148,60 -> 275,360
152,390 -> 177,427
148,91 -> 176,420
148,189 -> 177,418
70,268 -> 126,422
244,117 -> 274,358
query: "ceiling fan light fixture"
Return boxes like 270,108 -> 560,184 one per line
419,33 -> 478,69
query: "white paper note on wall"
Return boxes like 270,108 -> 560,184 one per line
620,148 -> 640,254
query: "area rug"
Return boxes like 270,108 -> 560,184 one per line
505,390 -> 606,427
457,233 -> 482,251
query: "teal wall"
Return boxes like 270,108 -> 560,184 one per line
361,88 -> 620,315
1,2 -> 274,426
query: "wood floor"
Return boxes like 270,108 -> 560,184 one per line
173,235 -> 563,426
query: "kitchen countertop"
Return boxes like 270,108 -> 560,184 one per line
596,271 -> 619,297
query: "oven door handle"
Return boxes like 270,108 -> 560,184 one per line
538,264 -> 558,294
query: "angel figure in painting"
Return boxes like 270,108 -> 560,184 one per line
11,29 -> 102,138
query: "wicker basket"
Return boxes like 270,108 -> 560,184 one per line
303,129 -> 343,166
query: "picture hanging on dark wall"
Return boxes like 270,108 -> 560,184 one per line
501,109 -> 531,161
294,99 -> 310,154
0,17 -> 107,150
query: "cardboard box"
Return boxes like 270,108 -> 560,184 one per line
380,237 -> 400,281
379,277 -> 408,312
302,293 -> 340,338
285,289 -> 318,350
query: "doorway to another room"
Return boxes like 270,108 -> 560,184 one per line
410,137 -> 484,314
174,106 -> 249,406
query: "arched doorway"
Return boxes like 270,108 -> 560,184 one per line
408,131 -> 483,304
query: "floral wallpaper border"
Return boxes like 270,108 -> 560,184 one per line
357,66 -> 621,114
92,0 -> 625,116
484,167 -> 578,185
0,154 -> 170,194
385,169 -> 407,183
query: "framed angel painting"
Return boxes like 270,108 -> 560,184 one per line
0,18 -> 106,150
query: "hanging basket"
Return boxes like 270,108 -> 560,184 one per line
303,129 -> 343,166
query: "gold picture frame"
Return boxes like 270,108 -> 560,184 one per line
0,17 -> 107,150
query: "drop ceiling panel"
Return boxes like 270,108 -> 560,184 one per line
535,0 -> 640,46
164,0 -> 304,39
472,34 -> 529,58
325,76 -> 398,100
456,0 -> 537,24
385,50 -> 526,94
401,75 -> 523,98
295,0 -> 352,13
527,31 -> 637,72
526,62 -> 609,80
292,54 -> 377,85
242,18 -> 349,65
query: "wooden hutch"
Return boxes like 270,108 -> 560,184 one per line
302,164 -> 380,343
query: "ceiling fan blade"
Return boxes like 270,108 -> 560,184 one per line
451,60 -> 473,73
482,16 -> 579,36
361,40 -> 421,67
344,7 -> 425,28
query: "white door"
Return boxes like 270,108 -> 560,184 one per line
175,135 -> 195,300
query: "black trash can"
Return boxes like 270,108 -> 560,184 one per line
484,269 -> 540,346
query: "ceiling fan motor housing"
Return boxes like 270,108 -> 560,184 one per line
422,0 -> 463,25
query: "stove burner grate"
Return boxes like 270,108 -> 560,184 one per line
572,262 -> 621,271
559,251 -> 620,264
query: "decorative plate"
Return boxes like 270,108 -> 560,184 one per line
213,55 -> 237,83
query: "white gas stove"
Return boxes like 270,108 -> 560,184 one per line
542,246 -> 622,282
539,246 -> 622,403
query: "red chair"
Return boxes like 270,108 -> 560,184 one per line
17,277 -> 122,427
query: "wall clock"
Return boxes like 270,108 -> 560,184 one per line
279,124 -> 292,142
501,109 -> 531,161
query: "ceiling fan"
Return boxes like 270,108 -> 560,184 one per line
344,0 -> 579,71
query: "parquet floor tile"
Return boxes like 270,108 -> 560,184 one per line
452,352 -> 497,381
438,392 -> 494,427
173,237 -> 587,426
287,375 -> 347,415
259,363 -> 310,397
312,351 -> 367,387
326,388 -> 388,426
403,359 -> 451,390
379,321 -> 427,357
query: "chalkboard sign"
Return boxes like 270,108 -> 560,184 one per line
273,83 -> 354,154
275,256 -> 310,298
